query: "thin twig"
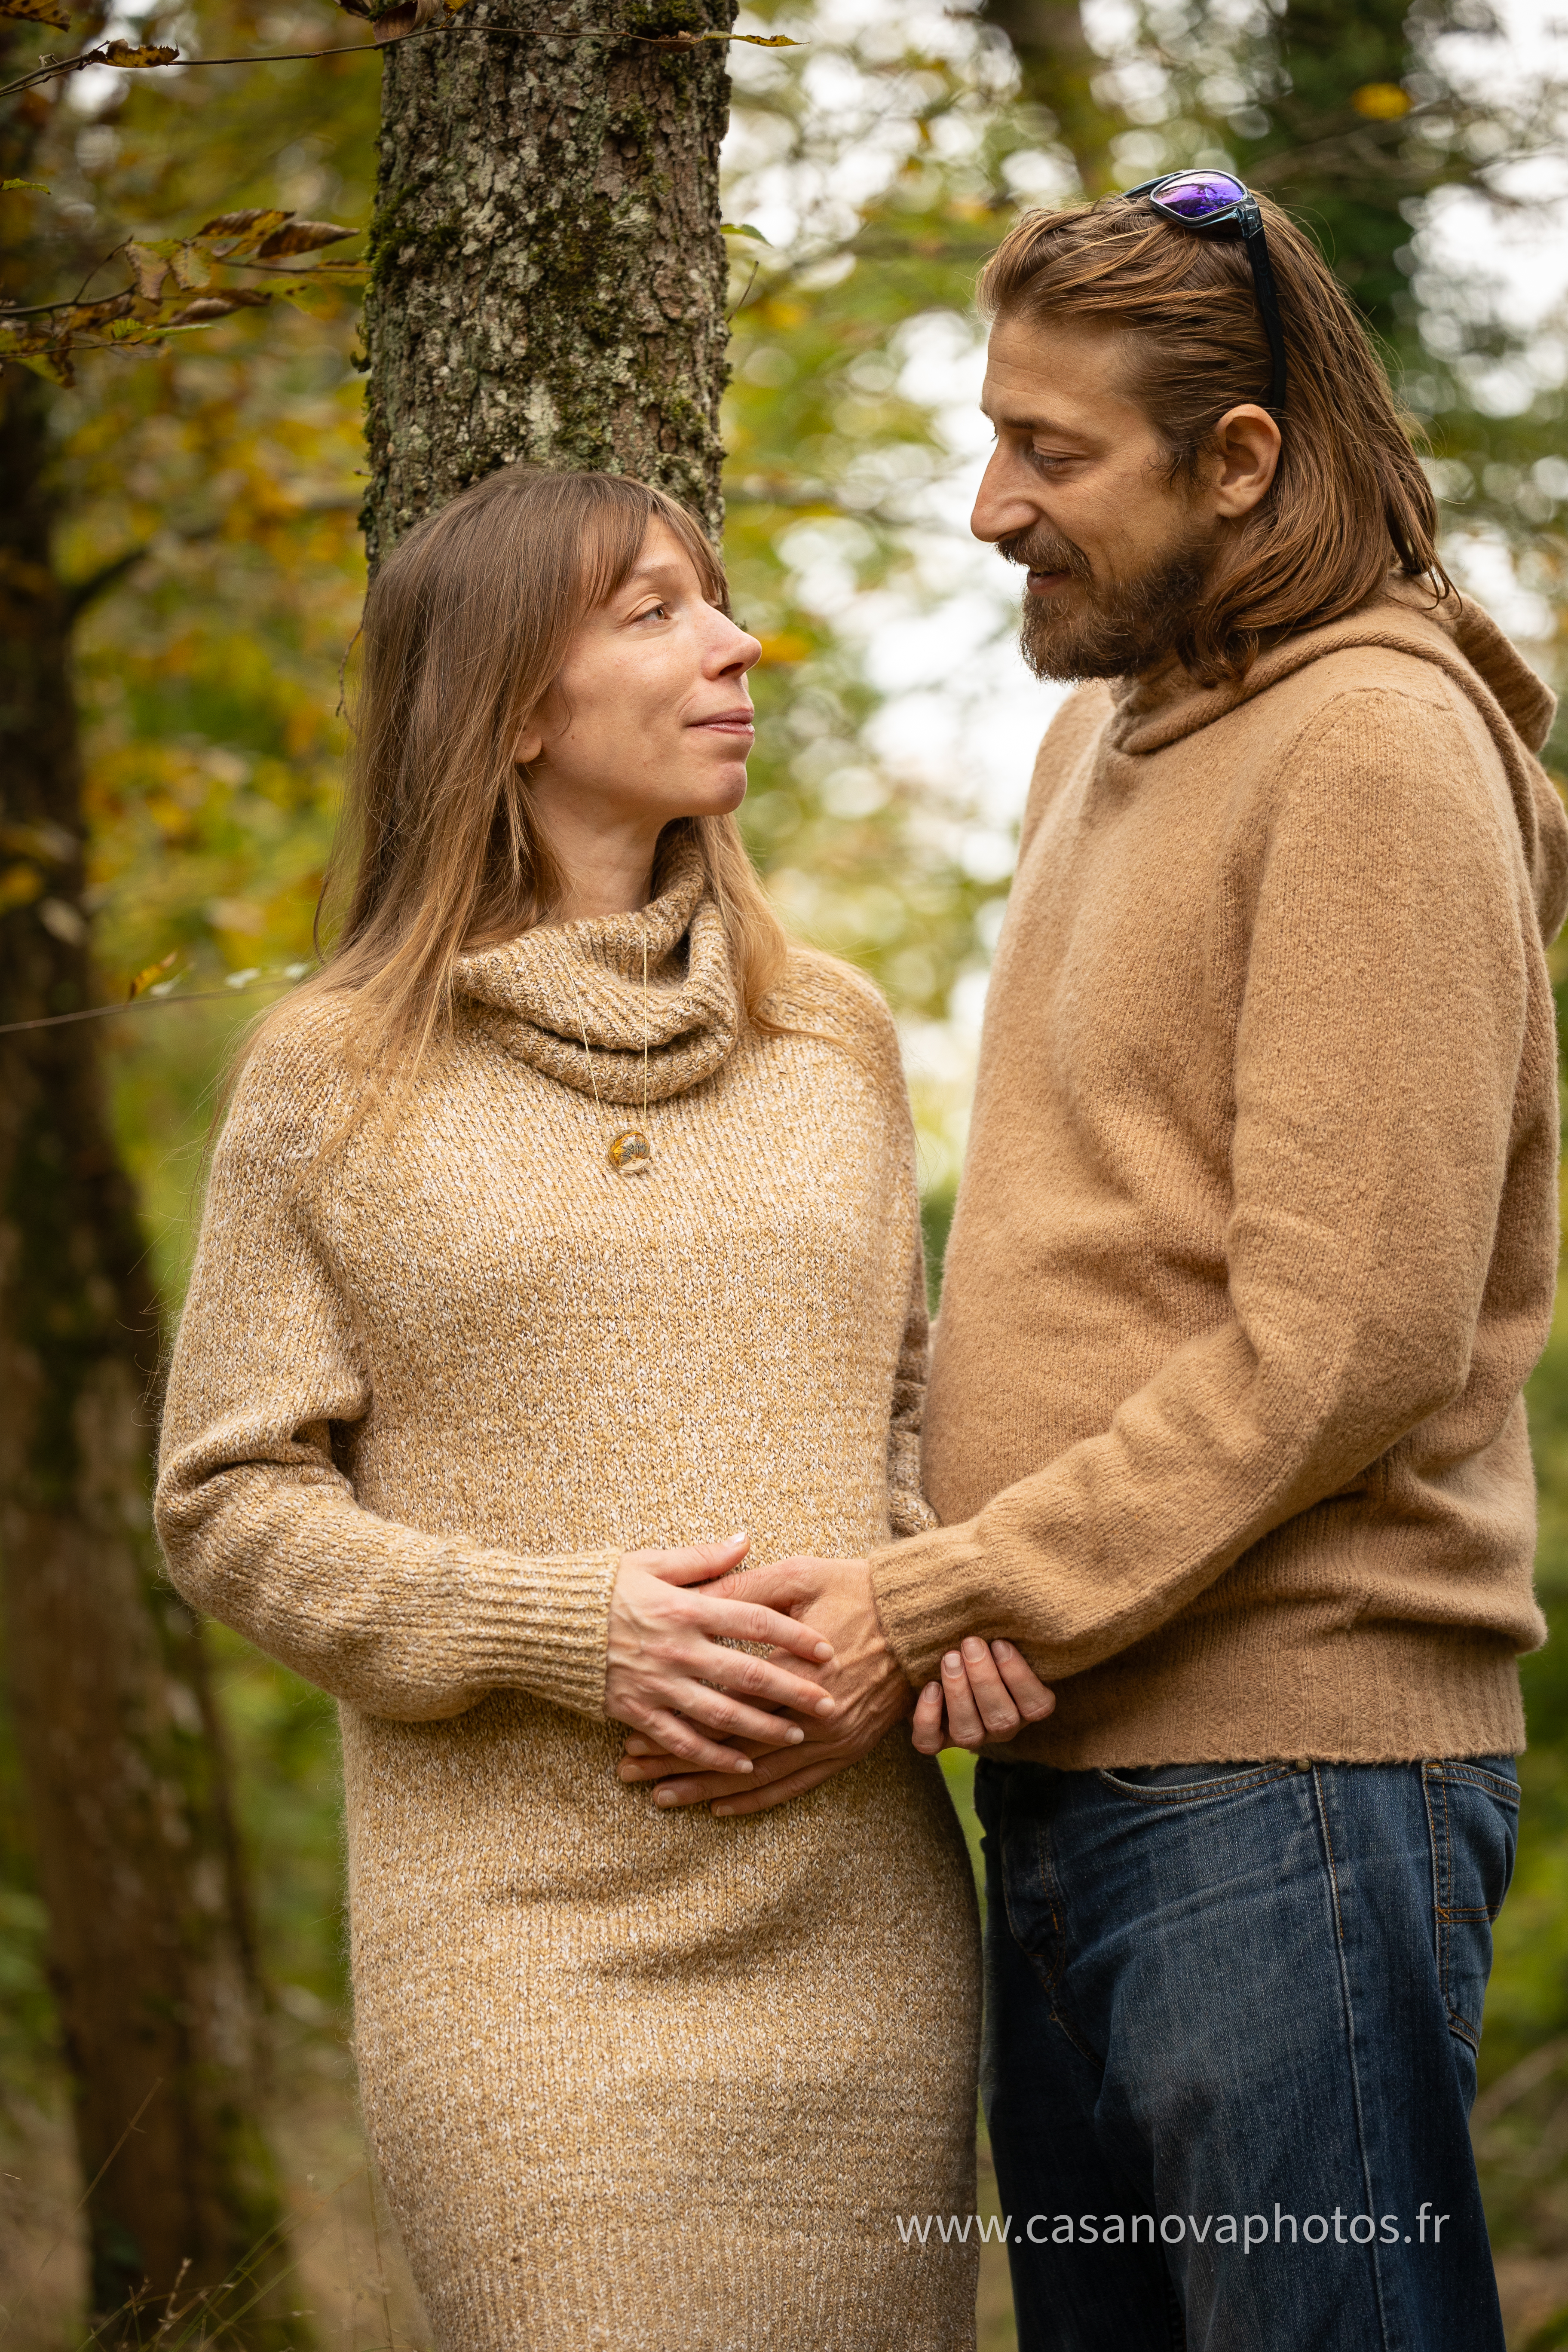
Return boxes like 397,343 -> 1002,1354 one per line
0,981 -> 292,1037
0,21 -> 797,104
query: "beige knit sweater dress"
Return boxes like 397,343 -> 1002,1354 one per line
155,849 -> 980,2352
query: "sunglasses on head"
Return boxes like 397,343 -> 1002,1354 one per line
1124,172 -> 1287,420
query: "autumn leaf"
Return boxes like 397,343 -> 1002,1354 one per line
127,950 -> 179,1001
125,241 -> 168,300
165,290 -> 270,325
100,39 -> 178,66
1351,82 -> 1413,119
0,0 -> 70,28
2,177 -> 50,191
369,0 -> 443,42
194,208 -> 291,251
254,216 -> 356,257
169,242 -> 211,288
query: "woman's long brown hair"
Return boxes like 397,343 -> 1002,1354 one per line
978,193 -> 1451,683
247,465 -> 791,1127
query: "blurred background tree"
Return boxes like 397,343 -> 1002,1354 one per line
1,0 -> 1566,2342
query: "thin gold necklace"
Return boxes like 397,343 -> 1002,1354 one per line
569,930 -> 652,1176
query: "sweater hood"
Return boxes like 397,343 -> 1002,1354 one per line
1108,582 -> 1568,941
453,836 -> 739,1104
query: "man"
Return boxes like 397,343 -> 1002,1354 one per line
623,181 -> 1564,2350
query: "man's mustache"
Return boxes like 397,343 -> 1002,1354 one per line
995,526 -> 1093,583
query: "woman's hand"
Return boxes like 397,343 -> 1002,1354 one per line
605,1532 -> 839,1775
910,1638 -> 1055,1755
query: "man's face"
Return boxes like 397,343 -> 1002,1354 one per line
972,310 -> 1219,681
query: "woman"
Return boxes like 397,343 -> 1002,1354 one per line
156,466 -> 984,2350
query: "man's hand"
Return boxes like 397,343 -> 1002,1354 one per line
910,1637 -> 1055,1753
616,1554 -> 910,1816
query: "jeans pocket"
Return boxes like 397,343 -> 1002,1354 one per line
1094,1758 -> 1301,1805
1423,1756 -> 1519,2052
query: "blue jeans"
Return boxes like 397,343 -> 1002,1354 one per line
974,1755 -> 1519,2352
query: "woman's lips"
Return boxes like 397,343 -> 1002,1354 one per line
691,711 -> 756,734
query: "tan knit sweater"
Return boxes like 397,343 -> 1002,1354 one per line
156,850 -> 980,2352
872,587 -> 1567,1767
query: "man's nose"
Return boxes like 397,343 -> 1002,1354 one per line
971,447 -> 1041,546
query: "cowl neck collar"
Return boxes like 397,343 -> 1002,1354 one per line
453,837 -> 739,1105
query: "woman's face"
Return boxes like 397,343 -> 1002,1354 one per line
520,521 -> 762,847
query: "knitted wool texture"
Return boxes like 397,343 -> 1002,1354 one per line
873,588 -> 1568,1767
156,849 -> 981,2352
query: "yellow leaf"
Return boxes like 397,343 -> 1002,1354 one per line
100,39 -> 178,66
1351,82 -> 1413,119
756,631 -> 813,665
0,863 -> 46,913
127,949 -> 178,1000
169,242 -> 212,288
0,0 -> 69,27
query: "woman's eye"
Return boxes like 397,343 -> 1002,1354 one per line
637,602 -> 670,624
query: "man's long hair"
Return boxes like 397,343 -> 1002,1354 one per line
979,194 -> 1450,683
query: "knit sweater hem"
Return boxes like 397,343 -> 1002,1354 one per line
972,1620 -> 1526,1769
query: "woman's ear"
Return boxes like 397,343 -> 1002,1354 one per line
514,725 -> 544,769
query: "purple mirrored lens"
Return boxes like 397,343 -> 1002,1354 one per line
1155,171 -> 1248,219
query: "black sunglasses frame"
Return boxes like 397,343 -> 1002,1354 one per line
1124,173 -> 1287,421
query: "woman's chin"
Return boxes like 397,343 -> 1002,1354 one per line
670,767 -> 749,821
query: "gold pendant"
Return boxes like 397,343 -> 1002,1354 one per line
607,1128 -> 652,1175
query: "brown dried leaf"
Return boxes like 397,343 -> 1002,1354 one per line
332,0 -> 374,14
165,290 -> 270,326
57,292 -> 133,330
100,39 -> 178,65
371,0 -> 441,40
194,207 -> 291,251
0,0 -> 69,27
254,216 -> 356,257
125,240 -> 168,301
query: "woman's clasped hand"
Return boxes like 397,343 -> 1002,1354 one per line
613,1534 -> 1056,1802
603,1530 -> 843,1774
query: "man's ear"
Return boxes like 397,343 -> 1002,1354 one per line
1211,404 -> 1281,519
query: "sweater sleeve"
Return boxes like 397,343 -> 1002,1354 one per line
154,1020 -> 620,1724
870,687 -> 1537,1684
887,1253 -> 939,1540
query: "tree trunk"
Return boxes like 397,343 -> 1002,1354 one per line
0,64 -> 298,2344
362,0 -> 736,564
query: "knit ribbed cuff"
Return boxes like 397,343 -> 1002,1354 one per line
869,1522 -> 990,1688
447,1545 -> 622,1720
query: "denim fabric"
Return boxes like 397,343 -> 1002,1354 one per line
974,1755 -> 1519,2352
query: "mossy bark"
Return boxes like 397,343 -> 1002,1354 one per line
0,57 -> 299,2333
362,0 -> 736,563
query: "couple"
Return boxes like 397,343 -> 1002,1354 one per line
156,181 -> 1564,2352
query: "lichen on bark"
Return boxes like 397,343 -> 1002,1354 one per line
362,0 -> 736,564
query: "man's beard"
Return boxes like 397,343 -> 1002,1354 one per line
1000,523 -> 1216,683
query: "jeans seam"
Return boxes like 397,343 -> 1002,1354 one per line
1001,1798 -> 1104,2073
1310,1764 -> 1399,2352
1421,1764 -> 1451,2030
